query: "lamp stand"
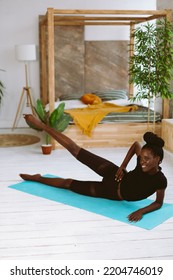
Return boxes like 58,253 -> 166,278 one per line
12,64 -> 36,130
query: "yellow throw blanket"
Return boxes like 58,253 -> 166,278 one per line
65,102 -> 138,136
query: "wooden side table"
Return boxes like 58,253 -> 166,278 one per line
161,119 -> 173,153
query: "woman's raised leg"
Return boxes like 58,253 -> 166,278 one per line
23,114 -> 118,177
24,114 -> 80,157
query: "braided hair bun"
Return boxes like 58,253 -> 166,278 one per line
143,132 -> 164,148
142,132 -> 165,162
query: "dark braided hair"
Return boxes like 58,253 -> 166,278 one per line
142,132 -> 164,162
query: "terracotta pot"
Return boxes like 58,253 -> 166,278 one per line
41,144 -> 52,155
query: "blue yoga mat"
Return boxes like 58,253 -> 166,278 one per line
8,175 -> 173,230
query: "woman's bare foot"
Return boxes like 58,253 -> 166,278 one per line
20,173 -> 41,182
23,114 -> 46,131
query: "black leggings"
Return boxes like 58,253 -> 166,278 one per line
70,148 -> 120,200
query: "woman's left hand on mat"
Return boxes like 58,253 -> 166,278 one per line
128,210 -> 143,222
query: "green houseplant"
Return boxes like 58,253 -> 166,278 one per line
129,18 -> 173,130
27,99 -> 71,154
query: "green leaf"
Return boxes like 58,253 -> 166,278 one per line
49,102 -> 65,127
54,114 -> 71,132
35,99 -> 47,122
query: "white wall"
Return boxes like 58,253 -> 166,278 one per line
157,0 -> 173,9
0,0 -> 156,128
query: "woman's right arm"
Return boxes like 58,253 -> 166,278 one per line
115,141 -> 141,182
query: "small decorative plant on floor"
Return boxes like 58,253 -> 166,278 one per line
129,18 -> 173,131
27,99 -> 71,154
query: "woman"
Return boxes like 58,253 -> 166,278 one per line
20,114 -> 167,222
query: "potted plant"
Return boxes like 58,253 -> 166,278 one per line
129,18 -> 173,131
26,99 -> 71,154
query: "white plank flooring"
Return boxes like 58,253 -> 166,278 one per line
0,128 -> 173,260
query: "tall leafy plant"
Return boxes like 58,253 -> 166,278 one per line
129,18 -> 173,129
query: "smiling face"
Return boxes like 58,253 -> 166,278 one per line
139,148 -> 160,175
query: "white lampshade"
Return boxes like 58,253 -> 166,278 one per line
15,44 -> 36,61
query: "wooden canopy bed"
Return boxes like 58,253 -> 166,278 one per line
39,8 -> 172,148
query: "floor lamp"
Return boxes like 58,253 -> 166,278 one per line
12,44 -> 37,129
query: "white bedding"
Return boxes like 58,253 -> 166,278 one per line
45,98 -> 143,111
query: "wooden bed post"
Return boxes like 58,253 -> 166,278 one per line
39,17 -> 47,105
47,8 -> 55,113
47,8 -> 56,149
129,22 -> 135,99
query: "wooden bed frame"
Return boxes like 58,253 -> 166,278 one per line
39,8 -> 172,148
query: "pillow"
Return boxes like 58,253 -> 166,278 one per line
94,90 -> 127,101
105,99 -> 131,106
59,93 -> 81,101
80,93 -> 102,105
61,100 -> 86,109
106,99 -> 143,106
45,100 -> 87,111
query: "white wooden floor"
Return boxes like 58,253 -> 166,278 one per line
0,128 -> 173,260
